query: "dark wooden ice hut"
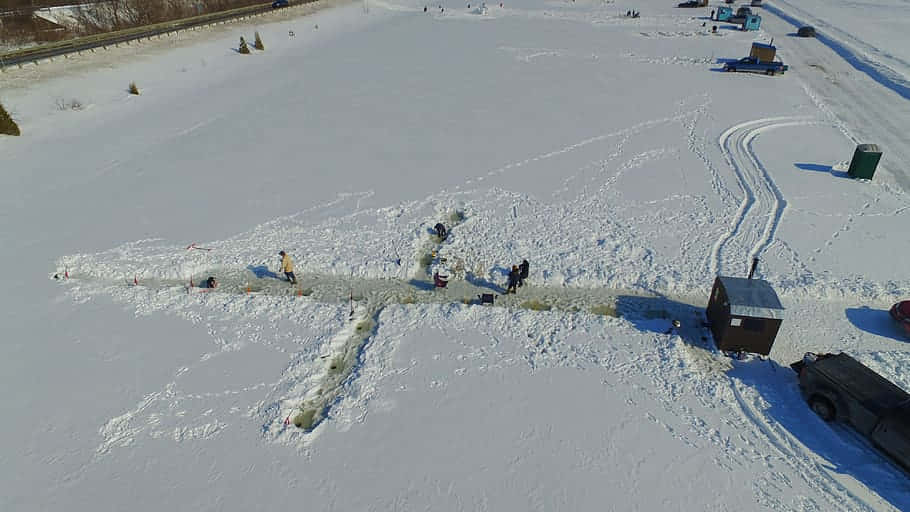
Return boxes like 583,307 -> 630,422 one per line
705,261 -> 784,355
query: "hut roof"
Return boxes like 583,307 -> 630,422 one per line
718,276 -> 784,319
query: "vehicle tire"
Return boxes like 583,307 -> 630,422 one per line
729,67 -> 736,72
809,396 -> 835,421
766,69 -> 774,76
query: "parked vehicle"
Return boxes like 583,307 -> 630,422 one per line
724,55 -> 788,75
677,0 -> 706,7
891,300 -> 910,336
797,25 -> 817,37
750,0 -> 762,6
272,0 -> 289,7
791,352 -> 910,472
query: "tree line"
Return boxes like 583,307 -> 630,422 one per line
1,0 -> 267,45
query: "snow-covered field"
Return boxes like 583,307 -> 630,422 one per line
2,0 -> 909,510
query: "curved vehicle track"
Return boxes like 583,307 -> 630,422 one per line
709,117 -> 823,276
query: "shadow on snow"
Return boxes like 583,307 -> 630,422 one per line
247,265 -> 281,280
845,306 -> 909,342
616,294 -> 715,351
729,359 -> 910,506
794,163 -> 850,178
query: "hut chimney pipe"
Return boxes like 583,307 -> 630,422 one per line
748,257 -> 759,280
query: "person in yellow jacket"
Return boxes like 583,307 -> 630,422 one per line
279,250 -> 297,284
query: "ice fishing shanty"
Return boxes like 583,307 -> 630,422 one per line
705,259 -> 784,355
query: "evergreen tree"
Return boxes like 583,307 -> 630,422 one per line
0,102 -> 21,136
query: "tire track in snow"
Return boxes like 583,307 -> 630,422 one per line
765,0 -> 910,100
765,4 -> 910,192
710,117 -> 821,276
729,379 -> 886,512
743,120 -> 824,262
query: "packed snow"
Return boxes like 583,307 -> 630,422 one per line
2,0 -> 909,510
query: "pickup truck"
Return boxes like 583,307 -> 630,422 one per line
791,352 -> 910,472
724,56 -> 788,75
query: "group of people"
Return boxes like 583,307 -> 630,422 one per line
200,245 -> 529,296
423,2 -> 502,12
432,220 -> 530,294
506,259 -> 530,294
201,250 -> 297,289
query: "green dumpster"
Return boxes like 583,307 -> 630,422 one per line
848,144 -> 882,179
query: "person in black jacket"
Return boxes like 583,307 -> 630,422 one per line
518,259 -> 529,287
507,265 -> 520,294
434,223 -> 447,240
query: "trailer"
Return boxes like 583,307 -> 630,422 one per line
791,352 -> 910,472
750,42 -> 776,62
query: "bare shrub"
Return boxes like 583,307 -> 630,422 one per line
65,0 -> 263,37
253,31 -> 264,50
128,81 -> 140,95
238,36 -> 250,54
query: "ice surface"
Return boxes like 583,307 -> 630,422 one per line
2,0 -> 910,510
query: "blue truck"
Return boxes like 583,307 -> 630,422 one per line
724,56 -> 788,75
